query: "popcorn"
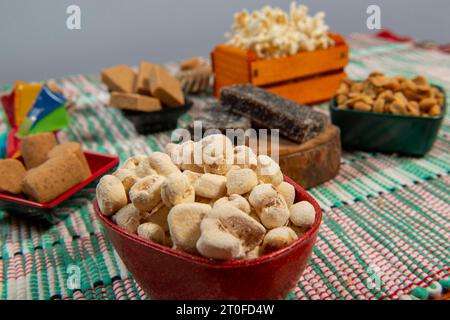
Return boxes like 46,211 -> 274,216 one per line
226,2 -> 335,59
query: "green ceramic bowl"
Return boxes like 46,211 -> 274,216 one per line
329,85 -> 446,156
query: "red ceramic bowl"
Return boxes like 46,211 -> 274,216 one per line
94,176 -> 322,300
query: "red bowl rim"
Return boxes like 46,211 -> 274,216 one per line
0,151 -> 119,209
94,175 -> 322,269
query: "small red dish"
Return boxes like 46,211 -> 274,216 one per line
0,151 -> 119,219
94,176 -> 322,300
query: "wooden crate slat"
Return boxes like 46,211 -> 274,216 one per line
266,71 -> 346,105
250,44 -> 349,86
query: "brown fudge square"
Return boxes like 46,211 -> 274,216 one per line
101,64 -> 136,93
0,159 -> 27,194
135,61 -> 154,95
149,65 -> 185,107
109,92 -> 162,112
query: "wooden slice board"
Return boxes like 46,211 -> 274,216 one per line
249,125 -> 341,189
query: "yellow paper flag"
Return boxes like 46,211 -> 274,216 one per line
14,81 -> 42,127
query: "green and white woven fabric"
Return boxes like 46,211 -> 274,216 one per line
0,34 -> 449,300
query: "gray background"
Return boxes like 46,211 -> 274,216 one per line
0,0 -> 448,85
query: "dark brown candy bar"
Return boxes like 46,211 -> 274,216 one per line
220,84 -> 328,143
188,102 -> 251,136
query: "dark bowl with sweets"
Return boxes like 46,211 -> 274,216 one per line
122,99 -> 193,134
329,85 -> 446,156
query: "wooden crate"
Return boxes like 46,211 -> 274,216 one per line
212,33 -> 349,105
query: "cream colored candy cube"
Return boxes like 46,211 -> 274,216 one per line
226,168 -> 258,195
166,141 -> 203,173
182,170 -> 202,184
113,168 -> 138,194
129,175 -> 165,212
141,202 -> 170,232
256,155 -> 283,186
196,218 -> 244,260
245,246 -> 261,259
137,222 -> 165,244
276,181 -> 295,207
290,201 -> 316,228
113,203 -> 140,233
96,175 -> 128,216
194,173 -> 227,199
122,155 -> 156,178
258,195 -> 290,229
161,172 -> 195,208
148,152 -> 181,176
209,205 -> 266,251
249,184 -> 290,229
201,134 -> 234,175
262,226 -> 298,254
167,202 -> 211,253
233,145 -> 257,170
248,184 -> 278,209
213,194 -> 251,214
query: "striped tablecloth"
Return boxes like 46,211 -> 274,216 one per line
0,34 -> 449,300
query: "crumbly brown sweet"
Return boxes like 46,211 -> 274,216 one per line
22,153 -> 86,203
20,132 -> 57,169
0,159 -> 27,194
48,142 -> 91,180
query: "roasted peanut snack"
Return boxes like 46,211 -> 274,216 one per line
336,73 -> 444,117
96,133 -> 317,261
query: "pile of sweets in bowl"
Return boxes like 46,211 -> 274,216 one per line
96,134 -> 316,260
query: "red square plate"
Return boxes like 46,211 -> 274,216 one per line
0,151 -> 119,220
